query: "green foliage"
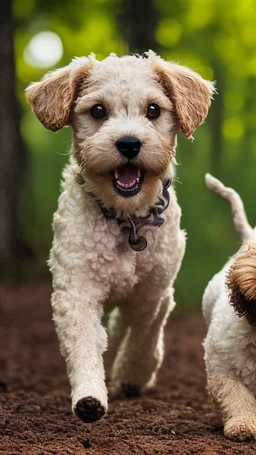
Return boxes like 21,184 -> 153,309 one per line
14,0 -> 256,309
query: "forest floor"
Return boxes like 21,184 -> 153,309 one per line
0,281 -> 255,455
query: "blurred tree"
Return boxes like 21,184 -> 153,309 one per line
0,0 -> 27,270
117,0 -> 158,53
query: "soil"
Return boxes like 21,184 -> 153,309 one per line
0,281 -> 255,455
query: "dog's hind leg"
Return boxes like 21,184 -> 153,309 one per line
108,306 -> 130,347
109,276 -> 175,398
109,229 -> 185,397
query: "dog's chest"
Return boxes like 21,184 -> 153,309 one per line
85,220 -> 139,299
108,249 -> 138,301
109,239 -> 160,302
86,218 -> 160,303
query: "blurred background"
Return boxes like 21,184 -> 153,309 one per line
1,0 -> 255,310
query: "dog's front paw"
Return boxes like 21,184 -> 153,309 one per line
224,415 -> 256,441
74,396 -> 106,423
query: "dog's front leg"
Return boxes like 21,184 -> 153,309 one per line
48,176 -> 112,423
207,374 -> 256,441
207,366 -> 256,441
51,279 -> 108,423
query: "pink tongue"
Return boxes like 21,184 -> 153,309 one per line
118,165 -> 138,184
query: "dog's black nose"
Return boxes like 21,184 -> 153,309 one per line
116,137 -> 141,159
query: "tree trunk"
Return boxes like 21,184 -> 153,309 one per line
0,0 -> 27,267
117,0 -> 159,53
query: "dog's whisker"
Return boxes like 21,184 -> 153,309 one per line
57,151 -> 71,156
172,177 -> 182,185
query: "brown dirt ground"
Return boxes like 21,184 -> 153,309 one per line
0,282 -> 255,455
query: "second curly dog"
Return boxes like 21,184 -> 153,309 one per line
203,174 -> 256,441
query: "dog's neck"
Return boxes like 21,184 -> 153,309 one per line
76,174 -> 171,251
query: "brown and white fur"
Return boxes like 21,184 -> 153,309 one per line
26,51 -> 214,423
203,174 -> 256,441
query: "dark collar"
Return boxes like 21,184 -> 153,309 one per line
76,175 -> 171,252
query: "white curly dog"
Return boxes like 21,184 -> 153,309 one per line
26,51 -> 214,423
203,174 -> 256,441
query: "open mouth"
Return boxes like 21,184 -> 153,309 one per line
111,164 -> 145,197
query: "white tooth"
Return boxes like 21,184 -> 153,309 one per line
117,179 -> 138,189
114,169 -> 119,179
137,168 -> 141,178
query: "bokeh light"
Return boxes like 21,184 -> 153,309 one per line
24,31 -> 63,68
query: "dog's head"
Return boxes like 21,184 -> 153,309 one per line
26,52 -> 215,214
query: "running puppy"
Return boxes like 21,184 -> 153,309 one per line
203,174 -> 256,441
26,52 -> 214,423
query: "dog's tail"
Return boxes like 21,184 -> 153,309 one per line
205,173 -> 253,241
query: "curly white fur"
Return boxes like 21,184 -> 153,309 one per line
49,160 -> 186,415
26,52 -> 214,423
203,174 -> 256,441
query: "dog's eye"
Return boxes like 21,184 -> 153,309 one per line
147,103 -> 160,120
90,104 -> 107,120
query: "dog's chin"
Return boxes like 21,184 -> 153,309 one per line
84,167 -> 163,216
113,177 -> 162,215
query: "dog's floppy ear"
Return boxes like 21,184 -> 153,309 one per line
25,58 -> 93,132
227,242 -> 256,325
155,61 -> 215,139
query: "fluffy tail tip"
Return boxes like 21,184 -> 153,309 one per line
205,173 -> 219,189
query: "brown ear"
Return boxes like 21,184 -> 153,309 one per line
227,241 -> 256,325
228,282 -> 256,326
156,62 -> 215,139
25,58 -> 92,132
